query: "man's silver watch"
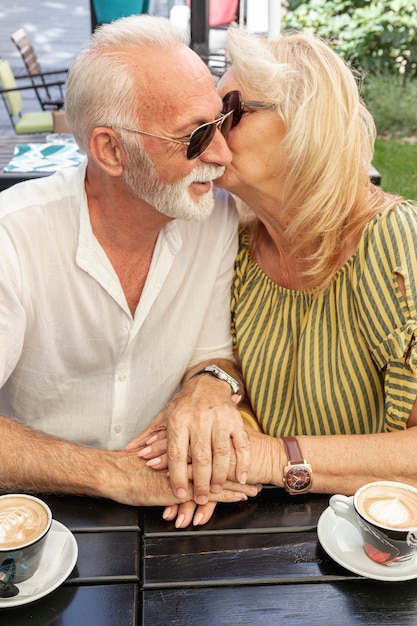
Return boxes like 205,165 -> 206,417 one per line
190,365 -> 241,395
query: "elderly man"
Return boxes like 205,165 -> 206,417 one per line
0,16 -> 255,516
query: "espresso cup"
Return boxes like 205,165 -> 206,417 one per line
0,494 -> 52,583
330,481 -> 417,566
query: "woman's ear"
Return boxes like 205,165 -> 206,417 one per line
88,127 -> 126,176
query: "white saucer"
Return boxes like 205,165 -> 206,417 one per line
0,519 -> 78,608
317,506 -> 417,582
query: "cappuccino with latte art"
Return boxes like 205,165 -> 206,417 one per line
0,494 -> 52,583
330,481 -> 417,566
0,495 -> 50,548
357,484 -> 417,530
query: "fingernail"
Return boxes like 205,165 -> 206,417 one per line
137,446 -> 152,458
146,457 -> 162,467
211,483 -> 221,493
239,472 -> 248,485
146,434 -> 158,445
176,489 -> 187,499
162,508 -> 172,520
195,495 -> 208,505
175,514 -> 185,528
193,512 -> 204,526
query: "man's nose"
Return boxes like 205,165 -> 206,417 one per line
199,128 -> 232,167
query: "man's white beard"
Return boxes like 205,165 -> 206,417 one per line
123,148 -> 225,221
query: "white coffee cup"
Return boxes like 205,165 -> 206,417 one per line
0,494 -> 52,583
330,481 -> 417,566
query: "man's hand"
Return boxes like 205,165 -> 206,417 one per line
104,451 -> 259,508
137,431 -> 262,527
153,370 -> 250,505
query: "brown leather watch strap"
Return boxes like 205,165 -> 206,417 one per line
282,436 -> 304,465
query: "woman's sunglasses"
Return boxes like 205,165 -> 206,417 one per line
222,90 -> 276,128
114,109 -> 234,160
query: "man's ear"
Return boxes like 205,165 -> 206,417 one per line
88,127 -> 126,176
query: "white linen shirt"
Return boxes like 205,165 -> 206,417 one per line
0,163 -> 238,450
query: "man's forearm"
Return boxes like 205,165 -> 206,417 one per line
0,413 -> 111,496
0,413 -> 253,508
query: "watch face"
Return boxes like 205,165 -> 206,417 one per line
286,466 -> 312,492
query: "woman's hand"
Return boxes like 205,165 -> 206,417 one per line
162,502 -> 216,528
138,428 -> 264,528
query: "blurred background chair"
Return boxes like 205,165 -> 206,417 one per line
90,0 -> 150,30
0,59 -> 55,134
10,28 -> 67,110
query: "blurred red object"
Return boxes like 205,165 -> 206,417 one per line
187,0 -> 238,27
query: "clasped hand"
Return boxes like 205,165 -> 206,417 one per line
124,378 -> 263,527
136,425 -> 262,527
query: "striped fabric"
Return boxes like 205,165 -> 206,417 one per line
231,201 -> 417,437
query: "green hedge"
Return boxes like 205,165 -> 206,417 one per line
283,0 -> 417,78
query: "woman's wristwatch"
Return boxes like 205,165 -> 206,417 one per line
282,436 -> 313,495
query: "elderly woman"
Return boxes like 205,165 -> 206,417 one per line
215,27 -> 417,481
141,28 -> 417,527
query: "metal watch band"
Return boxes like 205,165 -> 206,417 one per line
190,365 -> 240,395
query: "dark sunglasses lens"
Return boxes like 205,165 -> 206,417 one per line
222,91 -> 242,128
186,122 -> 217,160
219,111 -> 233,139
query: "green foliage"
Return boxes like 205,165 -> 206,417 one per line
282,2 -> 417,198
373,139 -> 417,199
362,73 -> 417,137
283,0 -> 417,78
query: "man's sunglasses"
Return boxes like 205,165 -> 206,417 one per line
222,90 -> 276,128
114,109 -> 234,160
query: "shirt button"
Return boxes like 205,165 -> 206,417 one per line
117,370 -> 127,381
114,425 -> 122,434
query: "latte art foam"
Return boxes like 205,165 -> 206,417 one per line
367,498 -> 413,527
0,496 -> 50,549
358,485 -> 417,530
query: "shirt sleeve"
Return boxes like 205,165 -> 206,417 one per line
354,201 -> 417,430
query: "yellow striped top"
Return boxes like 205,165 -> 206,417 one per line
231,201 -> 417,436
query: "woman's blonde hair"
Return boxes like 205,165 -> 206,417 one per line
226,28 -> 400,288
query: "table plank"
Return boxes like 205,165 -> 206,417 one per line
69,531 -> 139,583
43,494 -> 141,532
141,487 -> 330,536
2,583 -> 138,626
143,530 -> 352,587
142,580 -> 417,626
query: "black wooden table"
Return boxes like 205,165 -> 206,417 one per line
141,486 -> 417,625
1,494 -> 140,625
1,487 -> 417,625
